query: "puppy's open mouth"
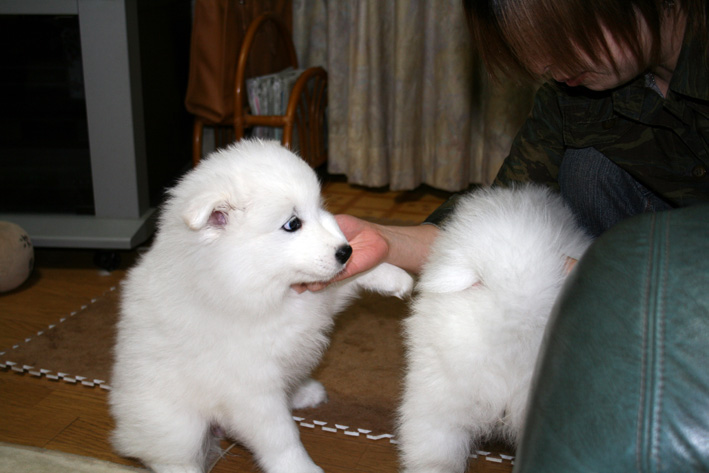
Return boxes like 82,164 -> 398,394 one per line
291,263 -> 349,293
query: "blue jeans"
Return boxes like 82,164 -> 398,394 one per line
558,147 -> 672,238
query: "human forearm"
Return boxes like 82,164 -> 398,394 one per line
377,222 -> 440,275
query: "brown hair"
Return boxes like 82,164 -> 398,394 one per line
463,0 -> 707,82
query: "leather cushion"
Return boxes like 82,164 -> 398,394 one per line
514,204 -> 709,473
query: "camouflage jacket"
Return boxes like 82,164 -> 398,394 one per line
427,37 -> 709,226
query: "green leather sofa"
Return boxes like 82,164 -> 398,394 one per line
513,204 -> 709,472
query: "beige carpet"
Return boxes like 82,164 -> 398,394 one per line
0,442 -> 147,473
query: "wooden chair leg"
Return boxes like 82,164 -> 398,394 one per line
192,118 -> 204,167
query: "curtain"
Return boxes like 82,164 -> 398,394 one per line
293,0 -> 535,191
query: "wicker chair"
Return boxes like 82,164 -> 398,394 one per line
192,12 -> 327,168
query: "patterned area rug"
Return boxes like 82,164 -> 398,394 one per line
1,286 -> 515,471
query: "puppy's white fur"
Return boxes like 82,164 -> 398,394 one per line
109,140 -> 413,473
398,184 -> 591,473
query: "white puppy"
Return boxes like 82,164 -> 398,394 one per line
398,184 -> 591,473
109,140 -> 413,473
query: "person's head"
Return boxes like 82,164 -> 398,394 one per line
463,0 -> 707,88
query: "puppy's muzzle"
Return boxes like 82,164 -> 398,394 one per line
335,244 -> 353,265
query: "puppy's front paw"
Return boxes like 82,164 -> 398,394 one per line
360,263 -> 414,298
387,266 -> 415,298
291,378 -> 327,410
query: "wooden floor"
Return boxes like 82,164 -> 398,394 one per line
1,178 -> 489,472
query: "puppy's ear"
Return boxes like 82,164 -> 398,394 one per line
182,194 -> 233,231
418,264 -> 480,294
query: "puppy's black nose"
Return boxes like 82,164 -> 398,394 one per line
335,244 -> 353,265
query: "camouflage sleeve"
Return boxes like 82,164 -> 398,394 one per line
426,83 -> 566,226
493,82 -> 566,189
423,192 -> 465,226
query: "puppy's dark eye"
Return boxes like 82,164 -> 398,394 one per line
282,216 -> 302,232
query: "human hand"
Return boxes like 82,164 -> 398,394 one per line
292,214 -> 389,293
564,256 -> 578,274
331,214 -> 389,281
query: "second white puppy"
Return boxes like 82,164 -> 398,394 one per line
109,140 -> 413,473
398,184 -> 592,473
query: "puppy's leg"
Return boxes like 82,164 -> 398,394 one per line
291,378 -> 327,410
225,394 -> 322,473
398,367 -> 475,473
398,314 -> 506,473
398,413 -> 471,473
112,403 -> 209,473
352,262 -> 413,298
500,371 -> 535,444
399,366 -> 509,473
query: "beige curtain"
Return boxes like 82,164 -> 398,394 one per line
294,0 -> 535,191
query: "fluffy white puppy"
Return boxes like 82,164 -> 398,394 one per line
398,184 -> 592,473
109,140 -> 413,473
